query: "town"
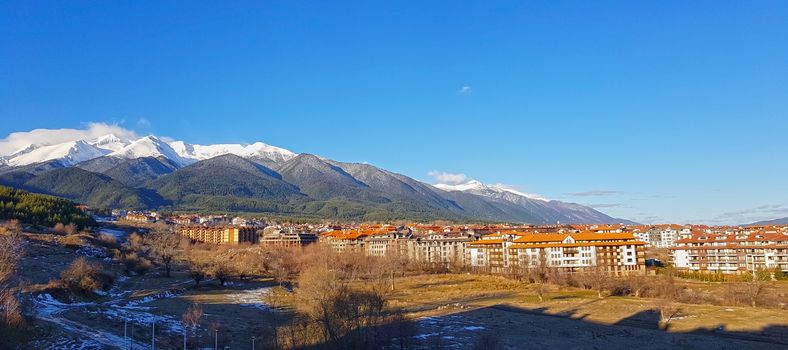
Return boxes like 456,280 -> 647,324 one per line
121,211 -> 788,277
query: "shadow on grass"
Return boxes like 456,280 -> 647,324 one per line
296,304 -> 788,349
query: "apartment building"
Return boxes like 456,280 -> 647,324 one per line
469,231 -> 646,275
634,224 -> 689,248
125,213 -> 156,223
672,231 -> 788,274
260,228 -> 318,248
320,230 -> 371,253
408,231 -> 476,267
176,226 -> 259,245
365,229 -> 412,257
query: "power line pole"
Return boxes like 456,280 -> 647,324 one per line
151,320 -> 155,350
252,336 -> 255,350
214,329 -> 218,350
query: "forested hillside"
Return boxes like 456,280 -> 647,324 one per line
0,186 -> 95,228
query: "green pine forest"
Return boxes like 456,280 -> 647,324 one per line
0,185 -> 95,228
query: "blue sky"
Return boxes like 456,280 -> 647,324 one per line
2,1 -> 787,224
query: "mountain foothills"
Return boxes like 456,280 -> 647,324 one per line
0,185 -> 95,227
0,134 -> 633,224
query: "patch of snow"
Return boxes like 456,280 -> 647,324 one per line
224,287 -> 272,310
98,228 -> 126,238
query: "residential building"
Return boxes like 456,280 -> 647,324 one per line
176,226 -> 259,245
408,231 -> 476,267
672,231 -> 788,274
260,227 -> 318,248
469,231 -> 646,275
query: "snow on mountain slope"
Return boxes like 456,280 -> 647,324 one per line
434,180 -> 548,201
109,136 -> 190,166
2,132 -> 298,169
88,133 -> 130,152
6,140 -> 110,167
169,141 -> 297,163
433,179 -> 631,224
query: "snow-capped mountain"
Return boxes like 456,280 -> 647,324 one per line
434,179 -> 634,224
434,180 -> 548,201
169,141 -> 296,163
88,133 -> 129,152
0,129 -> 635,224
0,133 -> 299,169
5,140 -> 110,167
108,136 -> 191,166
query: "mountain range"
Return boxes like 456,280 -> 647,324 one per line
0,134 -> 635,224
746,217 -> 788,226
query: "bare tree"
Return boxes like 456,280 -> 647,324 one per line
210,263 -> 232,287
188,262 -> 208,288
744,279 -> 765,308
181,303 -> 203,347
148,229 -> 181,277
579,266 -> 609,298
526,253 -> 549,302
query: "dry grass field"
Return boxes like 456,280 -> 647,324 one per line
8,231 -> 788,349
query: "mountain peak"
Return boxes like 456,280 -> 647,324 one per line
434,179 -> 548,201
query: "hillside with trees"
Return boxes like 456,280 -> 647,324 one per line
0,186 -> 95,228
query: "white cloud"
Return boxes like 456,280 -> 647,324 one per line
136,118 -> 152,129
457,86 -> 472,95
0,122 -> 140,156
428,171 -> 468,185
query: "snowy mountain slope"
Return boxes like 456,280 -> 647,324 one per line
434,179 -> 632,224
108,136 -> 190,166
6,140 -> 110,167
169,141 -> 296,164
3,133 -> 298,169
88,133 -> 130,152
434,180 -> 547,201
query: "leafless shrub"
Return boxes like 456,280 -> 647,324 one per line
64,223 -> 78,235
59,257 -> 112,294
95,233 -> 119,248
61,234 -> 84,248
0,220 -> 22,235
0,230 -> 24,330
0,290 -> 24,329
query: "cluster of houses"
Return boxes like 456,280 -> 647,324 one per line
115,209 -> 788,276
170,222 -> 647,275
